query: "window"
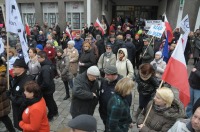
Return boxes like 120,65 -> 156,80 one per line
23,13 -> 35,27
44,13 -> 58,26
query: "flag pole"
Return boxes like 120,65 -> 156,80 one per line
142,80 -> 164,125
1,4 -> 10,90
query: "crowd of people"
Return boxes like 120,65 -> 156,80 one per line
0,16 -> 200,132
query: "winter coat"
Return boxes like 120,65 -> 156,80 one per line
0,73 -> 10,117
141,45 -> 154,63
136,73 -> 159,96
112,39 -> 126,55
137,99 -> 185,132
97,52 -> 116,69
168,119 -> 192,132
150,58 -> 166,81
43,47 -> 56,64
70,72 -> 99,118
79,49 -> 96,74
133,38 -> 143,53
37,59 -> 55,95
96,39 -> 106,58
60,37 -> 70,49
9,71 -> 33,129
116,48 -> 134,79
124,40 -> 136,63
74,38 -> 84,55
19,98 -> 50,132
189,61 -> 200,89
64,47 -> 79,75
56,55 -> 73,81
28,56 -> 41,78
37,34 -> 46,45
107,93 -> 132,132
90,42 -> 99,59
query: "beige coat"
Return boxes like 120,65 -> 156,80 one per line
64,47 -> 79,75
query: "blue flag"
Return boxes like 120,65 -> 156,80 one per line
162,35 -> 169,62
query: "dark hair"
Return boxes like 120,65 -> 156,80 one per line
29,48 -> 37,54
139,63 -> 155,75
24,81 -> 41,98
37,51 -> 47,59
193,98 -> 200,114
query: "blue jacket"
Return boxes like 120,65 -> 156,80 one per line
74,38 -> 84,55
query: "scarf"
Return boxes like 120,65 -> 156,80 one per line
154,104 -> 168,112
104,52 -> 112,58
18,94 -> 42,121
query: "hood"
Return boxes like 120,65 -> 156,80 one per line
40,58 -> 52,66
155,99 -> 185,120
117,48 -> 128,61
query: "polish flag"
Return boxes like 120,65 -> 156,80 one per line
94,18 -> 105,35
164,14 -> 173,43
66,27 -> 72,40
162,34 -> 190,107
25,17 -> 31,36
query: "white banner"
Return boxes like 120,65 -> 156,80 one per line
180,14 -> 190,33
5,0 -> 24,34
145,20 -> 162,30
147,25 -> 166,38
18,30 -> 29,63
0,38 -> 4,54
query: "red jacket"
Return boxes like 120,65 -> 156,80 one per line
19,98 -> 50,132
43,47 -> 56,63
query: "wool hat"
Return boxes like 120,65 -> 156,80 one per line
156,87 -> 174,107
36,44 -> 43,51
143,38 -> 150,42
68,114 -> 97,131
13,59 -> 28,69
57,48 -> 64,54
87,66 -> 100,76
0,65 -> 6,72
68,40 -> 75,46
104,65 -> 118,75
155,51 -> 162,56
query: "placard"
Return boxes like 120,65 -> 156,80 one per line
147,25 -> 166,38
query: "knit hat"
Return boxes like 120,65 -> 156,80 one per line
36,44 -> 43,51
104,65 -> 118,75
87,66 -> 100,76
155,51 -> 162,56
68,114 -> 97,131
13,59 -> 28,69
68,40 -> 75,46
0,65 -> 6,72
57,48 -> 64,54
156,87 -> 174,107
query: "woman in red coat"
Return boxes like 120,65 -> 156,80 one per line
19,81 -> 50,132
43,40 -> 56,64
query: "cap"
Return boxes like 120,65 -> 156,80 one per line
104,65 -> 118,74
87,66 -> 100,76
13,59 -> 28,69
36,44 -> 43,51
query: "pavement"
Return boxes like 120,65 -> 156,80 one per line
0,59 -> 194,132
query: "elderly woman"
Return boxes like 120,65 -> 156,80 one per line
137,87 -> 185,132
107,78 -> 134,132
19,81 -> 50,132
28,48 -> 41,80
78,42 -> 96,73
116,48 -> 134,79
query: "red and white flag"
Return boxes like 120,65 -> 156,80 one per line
162,34 -> 190,107
164,14 -> 173,43
66,27 -> 72,40
94,18 -> 105,36
25,16 -> 31,36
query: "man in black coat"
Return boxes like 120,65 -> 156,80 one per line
70,66 -> 100,118
99,65 -> 132,131
8,59 -> 32,130
125,35 -> 136,68
133,34 -> 143,69
37,51 -> 58,121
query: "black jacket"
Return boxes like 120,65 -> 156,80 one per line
96,39 -> 106,59
37,59 -> 55,95
189,61 -> 200,89
70,72 -> 99,118
79,49 -> 96,73
125,40 -> 136,63
111,40 -> 126,55
133,38 -> 143,53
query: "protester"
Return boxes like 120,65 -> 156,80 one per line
93,26 -> 102,38
137,87 -> 185,132
8,59 -> 33,130
43,40 -> 56,64
193,33 -> 200,65
68,114 -> 97,132
35,44 -> 43,53
60,32 -> 70,49
133,34 -> 143,69
85,36 -> 99,59
37,51 -> 58,121
141,38 -> 154,63
19,81 -> 50,132
70,66 -> 100,118
107,77 -> 134,131
133,63 -> 159,123
169,97 -> 200,132
56,48 -> 73,100
28,35 -> 37,48
47,34 -> 59,47
78,42 -> 96,73
125,34 -> 136,67
116,48 -> 134,79
95,35 -> 105,59
28,48 -> 41,80
0,65 -> 16,132
74,33 -> 84,55
37,31 -> 46,46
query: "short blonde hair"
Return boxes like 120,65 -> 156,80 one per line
115,78 -> 134,97
156,87 -> 174,107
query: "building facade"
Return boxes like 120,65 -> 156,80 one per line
0,0 -> 199,32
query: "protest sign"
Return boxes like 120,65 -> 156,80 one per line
147,25 -> 166,38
